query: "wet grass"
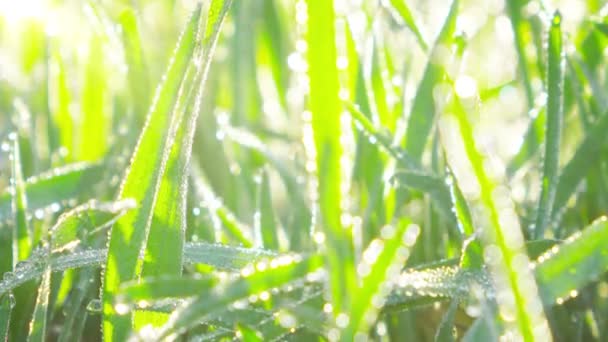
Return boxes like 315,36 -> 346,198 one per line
0,0 -> 608,341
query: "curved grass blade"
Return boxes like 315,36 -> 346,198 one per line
403,0 -> 458,161
155,254 -> 324,339
50,199 -> 135,253
386,0 -> 428,51
535,12 -> 564,239
27,267 -> 50,342
0,243 -> 274,297
102,5 -> 203,340
0,162 -> 104,222
10,134 -> 30,266
343,219 -> 419,340
137,0 -> 232,328
443,82 -> 551,340
534,216 -> 608,305
306,0 -> 356,316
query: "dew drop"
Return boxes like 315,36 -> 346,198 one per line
86,299 -> 102,313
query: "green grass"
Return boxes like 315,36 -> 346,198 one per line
0,0 -> 608,341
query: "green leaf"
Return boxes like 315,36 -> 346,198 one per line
404,0 -> 458,161
392,170 -> 453,222
102,5 -> 204,340
534,216 -> 608,305
535,12 -> 565,239
343,219 -> 419,339
306,0 -> 355,315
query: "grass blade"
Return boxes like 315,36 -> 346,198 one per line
118,8 -> 150,123
434,299 -> 459,342
535,12 -> 565,239
0,163 -> 105,222
534,216 -> 608,305
0,294 -> 12,342
10,134 -> 31,265
48,49 -> 74,161
306,0 -> 356,315
49,199 -> 135,253
404,0 -> 458,161
102,5 -> 203,340
387,0 -> 428,51
27,267 -> 50,341
78,33 -> 108,161
442,83 -> 551,340
505,0 -> 534,108
343,219 -> 420,339
551,109 -> 608,227
137,0 -> 232,328
254,169 -> 279,250
154,254 -> 324,339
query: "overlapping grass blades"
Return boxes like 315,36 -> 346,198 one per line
102,4 -> 205,339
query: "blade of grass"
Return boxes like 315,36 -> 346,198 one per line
442,82 -> 551,340
78,33 -> 108,161
27,267 -> 50,342
535,12 -> 565,239
343,219 -> 420,340
0,163 -> 105,222
551,109 -> 608,227
386,0 -> 428,51
403,0 -> 458,161
153,254 -> 324,340
306,0 -> 356,315
118,8 -> 150,123
0,294 -> 11,342
137,0 -> 232,329
10,133 -> 30,266
48,49 -> 74,161
434,299 -> 459,342
505,0 -> 535,108
254,169 -> 279,250
0,242 -> 274,297
534,216 -> 608,305
101,5 -> 203,340
49,199 -> 135,253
